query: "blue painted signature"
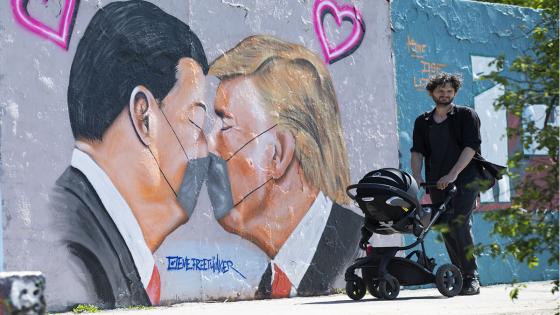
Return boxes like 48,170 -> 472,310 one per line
166,254 -> 246,279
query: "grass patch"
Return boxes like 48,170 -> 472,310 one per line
334,287 -> 346,294
72,304 -> 99,313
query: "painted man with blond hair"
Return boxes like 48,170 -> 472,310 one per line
206,35 -> 362,298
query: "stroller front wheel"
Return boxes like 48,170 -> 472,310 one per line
378,274 -> 400,300
346,277 -> 366,300
435,264 -> 463,297
367,279 -> 382,298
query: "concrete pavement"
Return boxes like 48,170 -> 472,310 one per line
56,281 -> 559,315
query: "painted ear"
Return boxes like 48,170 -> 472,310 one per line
129,86 -> 156,146
271,128 -> 295,180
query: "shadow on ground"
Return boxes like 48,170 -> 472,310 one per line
303,295 -> 443,305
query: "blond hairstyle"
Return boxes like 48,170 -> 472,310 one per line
209,35 -> 350,204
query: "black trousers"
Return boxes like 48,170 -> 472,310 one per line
430,165 -> 480,277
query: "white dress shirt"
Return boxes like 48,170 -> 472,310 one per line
71,148 -> 155,289
271,191 -> 333,296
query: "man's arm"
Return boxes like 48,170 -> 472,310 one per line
436,146 -> 476,189
411,151 -> 425,186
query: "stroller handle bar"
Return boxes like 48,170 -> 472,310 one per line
420,183 -> 458,199
347,181 -> 458,244
420,182 -> 456,190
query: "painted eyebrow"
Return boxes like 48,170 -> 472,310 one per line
194,102 -> 207,112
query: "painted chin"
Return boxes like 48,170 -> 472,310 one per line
219,207 -> 243,233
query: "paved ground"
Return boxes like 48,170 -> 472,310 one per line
57,281 -> 558,315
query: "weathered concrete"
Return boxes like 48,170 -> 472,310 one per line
55,281 -> 559,315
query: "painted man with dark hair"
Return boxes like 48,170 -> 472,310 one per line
50,0 -> 209,308
410,72 -> 482,295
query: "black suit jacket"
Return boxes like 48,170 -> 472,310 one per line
51,166 -> 150,308
256,202 -> 363,297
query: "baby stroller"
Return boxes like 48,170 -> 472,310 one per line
344,168 -> 463,300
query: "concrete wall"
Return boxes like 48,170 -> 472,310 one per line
0,0 -> 555,311
0,0 -> 399,311
392,0 -> 558,284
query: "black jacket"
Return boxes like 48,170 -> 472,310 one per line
51,166 -> 151,308
411,105 -> 481,180
256,203 -> 362,297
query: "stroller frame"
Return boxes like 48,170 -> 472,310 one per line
344,183 -> 464,300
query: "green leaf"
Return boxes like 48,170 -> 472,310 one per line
473,0 -> 558,300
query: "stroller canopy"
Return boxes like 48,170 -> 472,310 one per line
347,168 -> 421,234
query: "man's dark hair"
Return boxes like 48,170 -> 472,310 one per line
426,72 -> 462,93
67,0 -> 208,141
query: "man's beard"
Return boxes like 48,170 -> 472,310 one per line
433,96 -> 454,107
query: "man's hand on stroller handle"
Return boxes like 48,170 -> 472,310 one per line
420,182 -> 456,192
436,173 -> 458,190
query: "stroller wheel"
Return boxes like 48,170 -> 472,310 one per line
435,264 -> 463,297
367,279 -> 382,298
378,275 -> 400,300
346,278 -> 366,300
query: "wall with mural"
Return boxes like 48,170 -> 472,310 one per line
393,0 -> 558,285
0,0 -> 399,311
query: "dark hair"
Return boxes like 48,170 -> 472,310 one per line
67,0 -> 208,141
425,72 -> 462,93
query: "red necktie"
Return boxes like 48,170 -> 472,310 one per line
146,265 -> 160,305
271,264 -> 292,298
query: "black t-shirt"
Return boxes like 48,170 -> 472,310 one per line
427,116 -> 479,203
428,117 -> 459,182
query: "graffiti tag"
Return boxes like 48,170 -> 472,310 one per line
413,60 -> 448,90
405,36 -> 447,91
11,0 -> 78,50
407,35 -> 426,59
312,0 -> 365,64
166,254 -> 246,279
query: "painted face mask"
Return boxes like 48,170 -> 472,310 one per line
144,107 -> 209,217
207,124 -> 277,220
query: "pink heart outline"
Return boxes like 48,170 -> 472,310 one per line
312,0 -> 366,64
11,0 -> 78,50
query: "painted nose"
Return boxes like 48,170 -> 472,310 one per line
194,133 -> 208,159
206,122 -> 220,157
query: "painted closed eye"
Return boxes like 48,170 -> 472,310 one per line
221,118 -> 233,132
189,117 -> 202,130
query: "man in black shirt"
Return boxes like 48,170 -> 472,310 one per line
410,73 -> 482,295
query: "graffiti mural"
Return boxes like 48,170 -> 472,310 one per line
392,0 -> 558,285
49,1 -> 209,307
0,0 -> 398,311
208,35 -> 362,297
312,0 -> 366,64
11,0 -> 79,50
